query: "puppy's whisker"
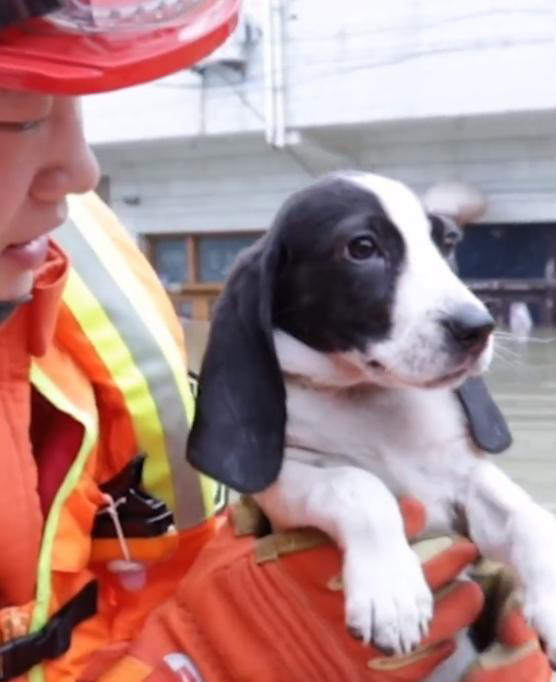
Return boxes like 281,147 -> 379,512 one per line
494,332 -> 527,345
494,343 -> 523,359
493,331 -> 528,340
492,350 -> 520,368
492,344 -> 523,360
518,336 -> 556,345
495,331 -> 556,344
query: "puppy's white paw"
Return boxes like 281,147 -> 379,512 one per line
343,543 -> 433,654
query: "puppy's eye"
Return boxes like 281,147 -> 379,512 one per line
346,236 -> 377,261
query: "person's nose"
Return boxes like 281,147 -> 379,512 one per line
30,97 -> 100,203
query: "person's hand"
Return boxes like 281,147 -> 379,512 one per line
458,560 -> 552,682
263,495 -> 484,680
88,496 -> 518,682
83,497 -> 552,682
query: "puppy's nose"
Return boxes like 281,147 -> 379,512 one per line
442,304 -> 495,352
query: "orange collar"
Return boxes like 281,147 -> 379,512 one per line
0,240 -> 68,605
27,240 -> 69,357
0,240 -> 68,368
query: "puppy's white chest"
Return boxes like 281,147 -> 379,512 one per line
284,382 -> 478,533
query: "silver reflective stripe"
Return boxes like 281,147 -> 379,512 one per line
56,219 -> 207,529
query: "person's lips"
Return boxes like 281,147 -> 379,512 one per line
2,235 -> 49,270
0,201 -> 68,271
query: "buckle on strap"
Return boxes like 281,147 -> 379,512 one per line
0,581 -> 98,682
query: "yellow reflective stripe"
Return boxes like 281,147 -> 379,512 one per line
67,193 -> 195,427
62,267 -> 175,511
64,193 -> 220,521
28,364 -> 98,682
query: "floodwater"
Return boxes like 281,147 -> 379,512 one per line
487,328 -> 556,511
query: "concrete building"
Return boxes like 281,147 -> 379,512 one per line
83,0 -> 556,322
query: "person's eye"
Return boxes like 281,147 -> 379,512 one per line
0,119 -> 44,132
345,235 -> 379,262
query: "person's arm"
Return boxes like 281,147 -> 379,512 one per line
87,496 -> 551,682
255,458 -> 433,652
464,460 -> 556,664
87,497 -> 478,682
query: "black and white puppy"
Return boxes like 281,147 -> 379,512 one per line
187,172 -> 556,679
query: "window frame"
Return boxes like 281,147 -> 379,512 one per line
144,231 -> 264,320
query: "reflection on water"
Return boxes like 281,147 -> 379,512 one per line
183,321 -> 556,508
487,328 -> 556,511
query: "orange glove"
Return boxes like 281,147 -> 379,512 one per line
460,561 -> 552,682
92,496 -> 485,682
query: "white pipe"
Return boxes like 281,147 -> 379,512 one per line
262,0 -> 275,145
263,0 -> 287,147
271,0 -> 286,148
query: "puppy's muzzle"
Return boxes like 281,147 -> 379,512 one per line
441,304 -> 495,355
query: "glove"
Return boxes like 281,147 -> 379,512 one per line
460,560 -> 552,682
255,496 -> 485,681
90,495 -> 485,682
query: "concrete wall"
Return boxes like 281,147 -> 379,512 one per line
93,110 -> 556,236
83,0 -> 556,145
285,0 -> 556,127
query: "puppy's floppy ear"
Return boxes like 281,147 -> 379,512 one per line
186,235 -> 287,493
456,377 -> 512,454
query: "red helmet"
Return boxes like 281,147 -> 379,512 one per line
0,0 -> 240,94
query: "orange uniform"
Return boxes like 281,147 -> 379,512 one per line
107,500 -> 552,682
0,194 -> 219,682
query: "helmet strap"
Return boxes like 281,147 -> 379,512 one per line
0,293 -> 32,324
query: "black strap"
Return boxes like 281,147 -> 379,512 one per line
93,456 -> 175,539
0,295 -> 32,326
0,580 -> 98,682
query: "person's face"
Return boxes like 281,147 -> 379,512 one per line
0,91 -> 100,300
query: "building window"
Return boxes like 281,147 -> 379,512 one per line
176,299 -> 194,320
458,222 -> 556,326
198,235 -> 258,282
145,232 -> 263,320
152,237 -> 189,290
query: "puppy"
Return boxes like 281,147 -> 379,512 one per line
187,172 -> 556,678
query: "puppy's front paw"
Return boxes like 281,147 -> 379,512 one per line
343,542 -> 433,655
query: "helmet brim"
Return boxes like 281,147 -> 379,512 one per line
0,0 -> 240,94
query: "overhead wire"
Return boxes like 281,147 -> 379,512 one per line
153,35 -> 552,99
146,6 -> 553,174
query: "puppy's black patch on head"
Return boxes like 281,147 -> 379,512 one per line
272,176 -> 406,353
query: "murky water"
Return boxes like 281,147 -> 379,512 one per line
487,328 -> 556,511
